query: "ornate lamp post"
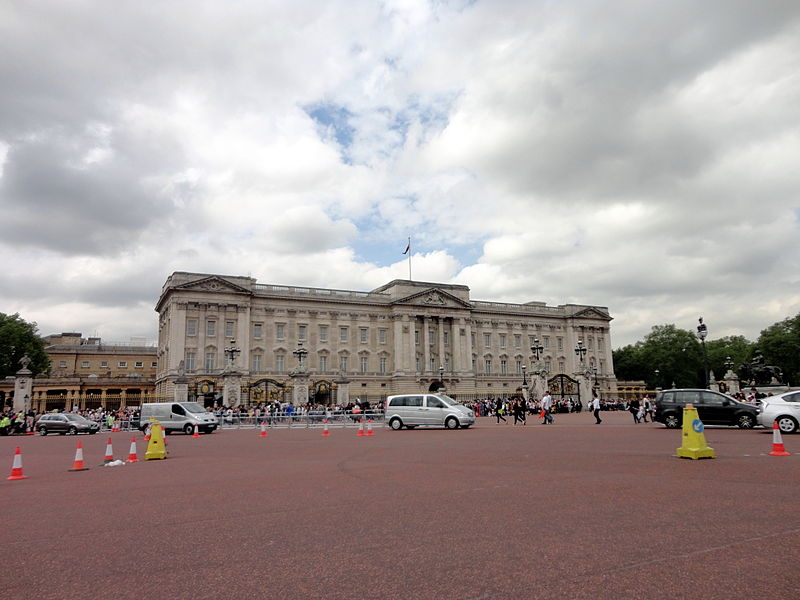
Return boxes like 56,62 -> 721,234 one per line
654,369 -> 660,390
696,317 -> 708,389
724,356 -> 734,373
531,339 -> 544,362
521,364 -> 528,387
292,342 -> 309,373
224,339 -> 241,368
438,365 -> 444,382
574,339 -> 587,365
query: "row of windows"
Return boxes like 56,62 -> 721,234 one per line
58,360 -> 156,369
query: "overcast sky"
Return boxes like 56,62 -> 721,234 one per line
1,0 -> 799,349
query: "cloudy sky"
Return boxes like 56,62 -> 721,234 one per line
1,0 -> 799,349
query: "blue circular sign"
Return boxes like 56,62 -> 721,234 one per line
692,419 -> 704,433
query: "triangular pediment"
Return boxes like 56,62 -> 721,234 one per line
392,288 -> 472,309
572,307 -> 612,321
175,276 -> 251,295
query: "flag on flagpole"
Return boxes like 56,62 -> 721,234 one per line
402,238 -> 411,255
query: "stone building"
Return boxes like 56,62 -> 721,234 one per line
0,333 -> 157,412
156,272 -> 617,406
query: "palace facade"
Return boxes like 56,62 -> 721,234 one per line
156,272 -> 617,405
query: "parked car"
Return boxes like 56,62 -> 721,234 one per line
385,393 -> 475,430
36,413 -> 100,436
654,389 -> 758,429
757,390 -> 800,433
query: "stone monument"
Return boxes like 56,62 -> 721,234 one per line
13,355 -> 33,413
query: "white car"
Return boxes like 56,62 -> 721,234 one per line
757,390 -> 800,433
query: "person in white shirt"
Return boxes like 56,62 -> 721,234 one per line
541,392 -> 554,425
592,391 -> 602,424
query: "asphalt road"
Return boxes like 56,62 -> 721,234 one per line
2,411 -> 798,600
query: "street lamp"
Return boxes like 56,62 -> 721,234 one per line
696,317 -> 709,389
574,340 -> 587,365
224,339 -> 241,368
292,342 -> 309,372
530,339 -> 544,362
654,369 -> 660,389
522,364 -> 528,387
724,356 -> 734,373
438,365 -> 444,382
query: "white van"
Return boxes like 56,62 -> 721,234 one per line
385,393 -> 475,430
139,402 -> 218,435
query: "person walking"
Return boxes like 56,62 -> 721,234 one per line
592,392 -> 602,424
541,391 -> 554,425
495,399 -> 507,424
629,397 -> 641,423
513,398 -> 526,426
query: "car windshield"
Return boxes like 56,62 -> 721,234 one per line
65,414 -> 88,423
184,402 -> 207,414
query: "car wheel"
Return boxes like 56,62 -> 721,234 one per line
737,414 -> 755,429
776,416 -> 798,434
445,417 -> 459,430
664,414 -> 680,429
389,418 -> 403,430
68,426 -> 78,435
184,424 -> 194,435
38,427 -> 47,436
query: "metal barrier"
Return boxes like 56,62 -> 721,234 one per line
218,410 -> 386,430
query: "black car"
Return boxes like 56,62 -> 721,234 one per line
654,389 -> 758,429
36,413 -> 100,435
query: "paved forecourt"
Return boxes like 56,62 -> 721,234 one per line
2,411 -> 798,600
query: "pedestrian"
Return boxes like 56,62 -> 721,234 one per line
641,396 -> 651,423
495,400 -> 507,424
541,391 -> 553,425
629,397 -> 641,423
513,399 -> 526,426
592,392 -> 602,424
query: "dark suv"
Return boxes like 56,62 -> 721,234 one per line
654,389 -> 758,429
36,413 -> 100,435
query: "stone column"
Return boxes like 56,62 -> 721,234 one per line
13,356 -> 33,413
334,375 -> 350,406
223,371 -> 242,406
289,372 -> 309,406
392,314 -> 406,375
464,320 -> 474,375
422,316 -> 431,373
437,316 -> 446,370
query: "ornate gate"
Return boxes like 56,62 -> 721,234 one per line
547,374 -> 581,405
246,378 -> 287,405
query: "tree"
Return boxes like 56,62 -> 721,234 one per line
756,313 -> 800,386
706,335 -> 753,382
0,313 -> 50,378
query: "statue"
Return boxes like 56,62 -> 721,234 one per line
738,352 -> 784,386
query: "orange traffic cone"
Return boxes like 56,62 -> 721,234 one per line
357,421 -> 365,437
193,424 -> 200,438
321,420 -> 330,437
7,446 -> 29,480
69,441 -> 90,472
769,421 -> 791,456
366,420 -> 374,437
111,419 -> 121,433
103,438 -> 114,464
259,422 -> 268,438
144,424 -> 151,441
126,437 -> 139,463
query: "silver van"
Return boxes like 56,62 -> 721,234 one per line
385,393 -> 475,430
139,402 -> 218,435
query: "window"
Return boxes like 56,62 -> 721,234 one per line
186,319 -> 198,336
225,321 -> 235,338
516,360 -> 522,374
379,357 -> 387,373
204,354 -> 214,371
499,334 -> 506,348
588,337 -> 594,350
701,391 -> 724,406
500,360 -> 507,374
514,334 -> 521,348
253,323 -> 263,338
319,355 -> 327,371
378,329 -> 387,344
430,358 -> 436,371
444,357 -> 450,370
135,361 -> 143,368
319,326 -> 328,342
206,321 -> 216,337
558,361 -> 565,372
485,359 -> 492,373
415,330 -> 420,344
340,327 -> 348,342
118,361 -> 128,368
415,357 -> 421,371
59,360 -> 67,368
276,324 -> 285,339
557,337 -> 563,351
444,331 -> 449,345
360,328 -> 368,343
543,337 -> 550,349
100,361 -> 108,368
360,356 -> 368,373
427,397 -> 446,408
429,329 -> 435,344
81,361 -> 89,369
151,361 -> 157,368
185,352 -> 195,371
298,325 -> 307,341
484,333 -> 491,348
339,356 -> 348,372
276,355 -> 285,372
471,332 -> 476,347
251,354 -> 262,372
528,336 -> 535,348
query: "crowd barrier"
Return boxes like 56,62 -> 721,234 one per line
217,410 -> 386,430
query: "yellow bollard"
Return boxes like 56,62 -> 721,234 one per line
144,422 -> 168,460
675,404 -> 715,459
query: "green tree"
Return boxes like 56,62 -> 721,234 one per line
611,344 -> 644,382
0,313 -> 50,378
706,335 -> 753,382
756,313 -> 800,386
639,324 -> 704,388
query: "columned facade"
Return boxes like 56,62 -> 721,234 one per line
155,272 -> 617,403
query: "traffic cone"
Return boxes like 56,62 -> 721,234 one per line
102,438 -> 114,464
259,422 -> 267,438
6,446 -> 29,480
357,421 -> 365,437
321,420 -> 330,437
768,421 -> 791,456
144,424 -> 152,441
111,419 -> 121,433
126,437 -> 139,463
69,441 -> 90,472
366,420 -> 374,437
193,424 -> 200,438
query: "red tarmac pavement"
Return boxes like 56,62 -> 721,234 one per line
2,412 -> 799,600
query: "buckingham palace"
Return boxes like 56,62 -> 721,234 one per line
155,272 -> 617,405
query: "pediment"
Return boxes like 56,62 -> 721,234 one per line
572,307 -> 612,321
175,276 -> 251,295
392,288 -> 472,309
